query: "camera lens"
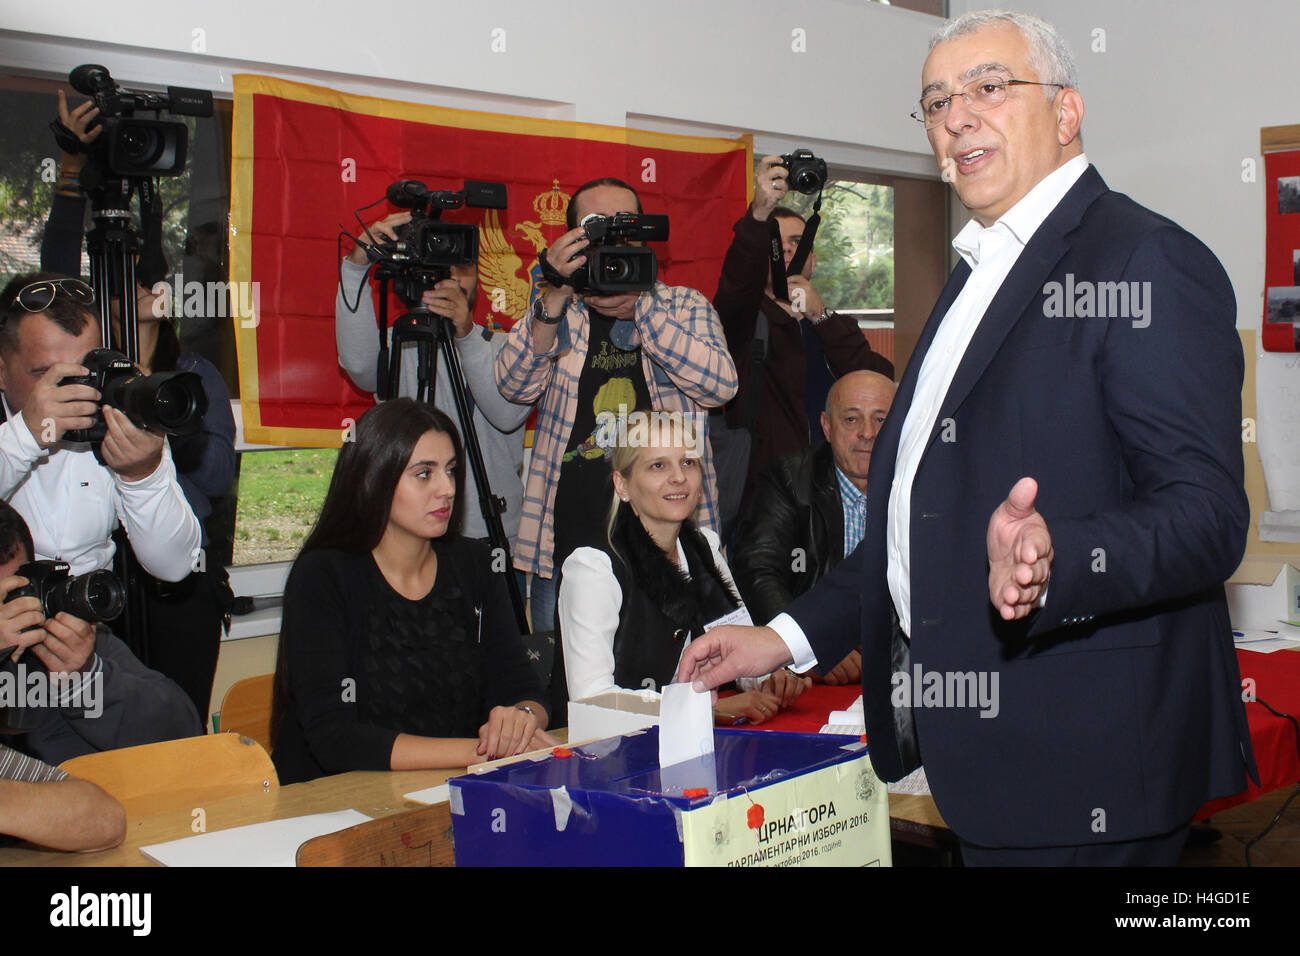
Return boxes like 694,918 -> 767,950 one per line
601,257 -> 633,283
55,570 -> 126,623
120,126 -> 165,167
118,370 -> 207,436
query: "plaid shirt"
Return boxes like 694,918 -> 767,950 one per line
836,464 -> 868,557
496,282 -> 738,576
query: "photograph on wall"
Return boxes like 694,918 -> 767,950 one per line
1280,176 -> 1300,214
1265,286 -> 1300,350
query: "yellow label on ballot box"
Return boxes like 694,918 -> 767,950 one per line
680,755 -> 890,867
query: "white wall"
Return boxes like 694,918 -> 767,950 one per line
0,0 -> 943,177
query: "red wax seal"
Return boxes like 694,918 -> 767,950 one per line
552,747 -> 573,759
683,788 -> 708,798
747,803 -> 765,829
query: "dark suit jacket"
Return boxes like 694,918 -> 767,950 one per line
786,166 -> 1257,848
733,441 -> 845,626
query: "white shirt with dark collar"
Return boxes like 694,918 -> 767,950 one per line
0,395 -> 202,581
772,153 -> 1089,666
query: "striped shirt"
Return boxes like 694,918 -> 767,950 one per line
836,465 -> 868,557
496,282 -> 738,577
0,742 -> 66,783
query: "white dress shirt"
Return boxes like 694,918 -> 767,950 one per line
772,154 -> 1089,669
0,396 -> 202,582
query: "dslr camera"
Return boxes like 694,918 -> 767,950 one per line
59,349 -> 208,444
56,64 -> 214,182
779,148 -> 828,195
365,179 -> 507,306
5,560 -> 126,624
555,211 -> 670,295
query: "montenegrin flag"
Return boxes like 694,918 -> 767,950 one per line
230,74 -> 752,446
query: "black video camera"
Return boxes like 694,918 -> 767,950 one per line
779,148 -> 828,195
5,561 -> 125,624
366,179 -> 507,306
58,64 -> 214,181
562,211 -> 670,294
59,349 -> 208,444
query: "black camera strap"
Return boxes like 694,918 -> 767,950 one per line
538,247 -> 571,290
785,188 -> 823,278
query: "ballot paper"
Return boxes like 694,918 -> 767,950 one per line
140,810 -> 370,867
404,783 -> 451,805
658,682 -> 714,768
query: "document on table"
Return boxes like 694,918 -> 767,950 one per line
405,783 -> 451,804
140,810 -> 370,867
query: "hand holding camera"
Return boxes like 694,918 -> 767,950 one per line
0,575 -> 47,663
19,363 -> 100,451
753,154 -> 791,221
0,561 -> 123,670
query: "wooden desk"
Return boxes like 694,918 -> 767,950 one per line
0,768 -> 457,867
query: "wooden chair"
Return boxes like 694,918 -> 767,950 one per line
217,674 -> 274,751
296,802 -> 455,867
59,733 -> 278,818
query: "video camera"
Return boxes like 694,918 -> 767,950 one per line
5,560 -> 126,625
547,211 -> 670,295
364,179 -> 507,305
55,64 -> 213,183
779,148 -> 828,195
59,348 -> 208,445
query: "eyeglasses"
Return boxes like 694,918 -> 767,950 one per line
912,77 -> 1065,129
9,278 -> 96,313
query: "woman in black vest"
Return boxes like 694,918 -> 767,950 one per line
556,411 -> 806,724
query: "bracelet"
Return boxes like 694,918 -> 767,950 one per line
515,704 -> 536,717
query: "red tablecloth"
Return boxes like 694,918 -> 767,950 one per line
730,650 -> 1300,819
1197,648 -> 1300,817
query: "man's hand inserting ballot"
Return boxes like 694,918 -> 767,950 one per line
673,625 -> 794,691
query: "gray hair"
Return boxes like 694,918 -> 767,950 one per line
931,9 -> 1079,94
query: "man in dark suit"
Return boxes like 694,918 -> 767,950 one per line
676,9 -> 1256,865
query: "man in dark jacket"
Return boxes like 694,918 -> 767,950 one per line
733,370 -> 895,682
712,157 -> 894,523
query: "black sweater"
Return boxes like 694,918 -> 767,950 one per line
271,537 -> 544,784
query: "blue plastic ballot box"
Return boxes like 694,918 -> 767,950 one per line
448,728 -> 890,866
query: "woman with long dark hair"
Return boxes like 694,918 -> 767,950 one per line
556,411 -> 807,724
271,399 -> 550,784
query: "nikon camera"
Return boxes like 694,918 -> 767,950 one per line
5,561 -> 126,624
59,349 -> 208,444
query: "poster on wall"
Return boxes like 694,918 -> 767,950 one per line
229,75 -> 751,447
1263,152 -> 1300,352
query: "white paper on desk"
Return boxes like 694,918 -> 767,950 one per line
888,767 -> 931,796
659,682 -> 714,769
140,810 -> 369,867
404,783 -> 451,805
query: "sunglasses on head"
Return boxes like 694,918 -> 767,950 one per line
10,278 -> 96,314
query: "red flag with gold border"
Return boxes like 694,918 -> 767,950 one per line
230,74 -> 751,446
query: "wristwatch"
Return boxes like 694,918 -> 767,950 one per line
515,704 -> 536,717
811,307 -> 834,326
531,296 -> 565,326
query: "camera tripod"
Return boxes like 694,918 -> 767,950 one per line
373,272 -> 530,635
83,176 -> 154,662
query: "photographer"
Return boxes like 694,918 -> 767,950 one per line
336,211 -> 529,551
0,273 -> 201,588
0,500 -> 199,765
713,155 -> 894,518
495,177 -> 737,638
40,90 -> 237,721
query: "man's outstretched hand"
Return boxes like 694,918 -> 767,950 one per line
673,625 -> 794,690
987,476 -> 1053,621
